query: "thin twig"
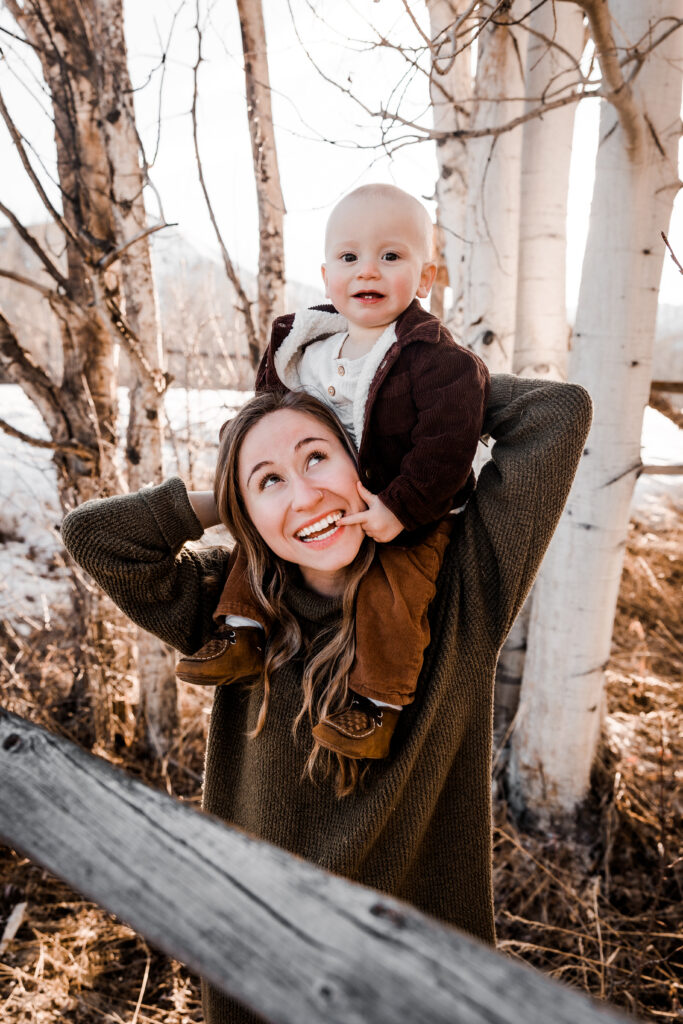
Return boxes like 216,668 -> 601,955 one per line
661,231 -> 683,275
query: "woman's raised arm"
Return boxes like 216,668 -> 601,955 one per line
61,477 -> 232,655
457,374 -> 593,648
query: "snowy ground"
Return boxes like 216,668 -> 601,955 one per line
0,383 -> 681,633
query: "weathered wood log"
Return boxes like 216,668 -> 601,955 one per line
0,710 -> 632,1024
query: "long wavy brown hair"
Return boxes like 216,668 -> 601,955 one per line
214,389 -> 375,797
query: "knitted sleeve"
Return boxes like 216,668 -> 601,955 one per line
60,477 -> 232,656
457,374 -> 593,646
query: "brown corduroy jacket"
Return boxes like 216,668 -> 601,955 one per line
61,376 -> 592,1024
256,299 -> 490,531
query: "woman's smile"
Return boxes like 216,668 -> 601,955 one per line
295,510 -> 344,542
239,409 -> 366,595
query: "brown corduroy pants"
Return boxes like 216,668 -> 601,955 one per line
213,518 -> 453,706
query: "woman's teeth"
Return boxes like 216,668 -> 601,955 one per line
296,511 -> 343,541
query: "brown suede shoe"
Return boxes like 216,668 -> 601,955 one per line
176,626 -> 264,686
311,694 -> 401,760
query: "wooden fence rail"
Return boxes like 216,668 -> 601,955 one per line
0,709 -> 631,1024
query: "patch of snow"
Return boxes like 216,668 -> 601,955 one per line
0,384 -> 680,632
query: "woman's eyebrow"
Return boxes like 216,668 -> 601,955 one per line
294,436 -> 327,451
246,460 -> 272,487
246,438 -> 328,486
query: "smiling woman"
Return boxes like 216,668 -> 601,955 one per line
236,406 -> 366,596
60,374 -> 593,1024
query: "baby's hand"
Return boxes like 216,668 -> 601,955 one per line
338,482 -> 404,542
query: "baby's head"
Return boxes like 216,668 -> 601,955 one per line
322,184 -> 437,339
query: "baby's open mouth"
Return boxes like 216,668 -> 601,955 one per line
353,291 -> 384,299
295,511 -> 343,542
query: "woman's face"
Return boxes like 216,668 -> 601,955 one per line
238,408 -> 366,596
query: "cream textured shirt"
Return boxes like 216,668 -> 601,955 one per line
297,331 -> 368,447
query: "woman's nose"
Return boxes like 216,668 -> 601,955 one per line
291,476 -> 324,511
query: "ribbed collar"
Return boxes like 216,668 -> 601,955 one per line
284,578 -> 344,625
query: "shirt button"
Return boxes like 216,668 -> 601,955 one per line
328,385 -> 336,397
337,365 -> 345,376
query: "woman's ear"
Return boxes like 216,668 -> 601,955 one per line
416,261 -> 438,299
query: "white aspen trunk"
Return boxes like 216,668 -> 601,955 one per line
462,1 -> 528,372
495,3 -> 585,738
236,0 -> 286,354
427,0 -> 473,334
509,0 -> 683,821
514,3 -> 585,379
94,0 -> 178,754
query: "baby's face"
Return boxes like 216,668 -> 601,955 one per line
322,194 -> 436,338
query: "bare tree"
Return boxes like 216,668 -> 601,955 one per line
509,0 -> 683,823
0,0 -> 177,753
192,0 -> 286,368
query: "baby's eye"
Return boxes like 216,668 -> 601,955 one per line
382,251 -> 400,262
341,253 -> 357,263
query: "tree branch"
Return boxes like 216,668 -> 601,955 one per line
0,305 -> 66,427
661,231 -> 683,275
97,222 -> 177,271
0,200 -> 70,291
0,87 -> 82,250
0,416 -> 96,460
0,268 -> 60,299
575,0 -> 642,154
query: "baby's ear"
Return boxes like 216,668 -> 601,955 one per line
416,261 -> 438,298
321,263 -> 329,296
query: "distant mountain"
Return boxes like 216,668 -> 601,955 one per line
0,223 -> 324,387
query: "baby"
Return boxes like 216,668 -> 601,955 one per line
179,184 -> 489,760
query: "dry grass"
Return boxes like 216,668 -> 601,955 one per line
493,509 -> 682,1021
0,506 -> 681,1022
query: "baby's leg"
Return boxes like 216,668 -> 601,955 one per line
312,519 -> 453,759
212,544 -> 269,629
176,544 -> 266,686
352,518 -> 454,705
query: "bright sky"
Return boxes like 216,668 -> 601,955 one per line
1,0 -> 681,308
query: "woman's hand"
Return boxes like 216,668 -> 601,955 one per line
188,491 -> 221,530
338,482 -> 404,542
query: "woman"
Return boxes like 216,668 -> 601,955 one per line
61,374 -> 592,1024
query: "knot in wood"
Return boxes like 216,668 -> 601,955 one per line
2,733 -> 23,753
369,902 -> 406,928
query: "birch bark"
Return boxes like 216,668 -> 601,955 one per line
495,2 -> 585,740
236,0 -> 286,355
462,1 -> 528,372
92,0 -> 178,753
514,3 -> 585,379
509,0 -> 683,819
427,0 -> 472,334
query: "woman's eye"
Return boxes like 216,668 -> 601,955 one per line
308,450 -> 327,468
259,473 -> 281,490
341,253 -> 357,263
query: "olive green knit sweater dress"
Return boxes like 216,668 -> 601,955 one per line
61,375 -> 592,1024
